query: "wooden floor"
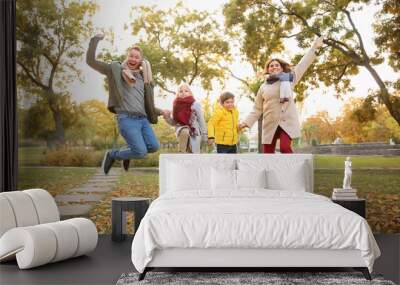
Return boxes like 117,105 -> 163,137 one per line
0,234 -> 398,285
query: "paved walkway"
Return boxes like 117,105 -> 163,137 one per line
55,168 -> 121,219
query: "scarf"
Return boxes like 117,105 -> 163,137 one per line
266,72 -> 294,84
173,96 -> 196,134
121,59 -> 153,86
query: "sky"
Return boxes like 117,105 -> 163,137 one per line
68,0 -> 397,136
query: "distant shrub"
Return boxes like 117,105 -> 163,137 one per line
42,147 -> 103,167
42,147 -> 178,167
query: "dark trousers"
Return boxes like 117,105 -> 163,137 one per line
216,144 -> 237,153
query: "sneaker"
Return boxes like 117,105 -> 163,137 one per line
123,159 -> 130,171
101,150 -> 115,175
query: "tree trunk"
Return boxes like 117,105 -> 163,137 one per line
46,90 -> 65,146
50,109 -> 65,147
257,117 -> 263,153
364,63 -> 400,126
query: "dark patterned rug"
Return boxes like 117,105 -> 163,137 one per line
116,271 -> 396,285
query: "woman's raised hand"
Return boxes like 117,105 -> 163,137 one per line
312,36 -> 325,49
94,32 -> 105,40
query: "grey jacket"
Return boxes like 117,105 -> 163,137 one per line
164,101 -> 207,153
86,36 -> 162,123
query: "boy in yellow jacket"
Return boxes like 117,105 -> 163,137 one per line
207,92 -> 239,153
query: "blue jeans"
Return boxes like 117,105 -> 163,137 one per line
110,114 -> 159,160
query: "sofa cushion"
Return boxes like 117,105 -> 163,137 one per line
0,196 -> 17,237
24,189 -> 60,224
0,191 -> 39,228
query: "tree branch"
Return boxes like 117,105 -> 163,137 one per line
17,60 -> 48,90
314,62 -> 349,73
32,58 -> 41,79
264,0 -> 361,62
324,39 -> 363,64
282,31 -> 303,38
216,62 -> 251,88
341,8 -> 369,63
156,80 -> 176,95
189,50 -> 199,85
42,52 -> 56,66
334,63 -> 350,83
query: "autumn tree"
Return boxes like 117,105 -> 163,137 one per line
76,100 -> 119,148
124,2 -> 231,94
301,111 -> 338,145
336,98 -> 400,143
16,0 -> 98,145
374,0 -> 400,73
19,96 -> 81,147
223,0 -> 400,125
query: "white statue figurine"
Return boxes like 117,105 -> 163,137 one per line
343,156 -> 352,189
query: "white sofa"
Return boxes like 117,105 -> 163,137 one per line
0,189 -> 98,269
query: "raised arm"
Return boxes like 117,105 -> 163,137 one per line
293,36 -> 324,85
86,33 -> 110,75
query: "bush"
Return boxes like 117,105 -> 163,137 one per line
91,136 -> 126,151
18,139 -> 47,147
130,152 -> 160,167
42,147 -> 178,167
42,147 -> 104,167
91,139 -> 116,151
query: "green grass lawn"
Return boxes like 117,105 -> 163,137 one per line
314,155 -> 400,169
18,167 -> 96,197
314,169 -> 400,195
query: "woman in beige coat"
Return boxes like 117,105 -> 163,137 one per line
238,36 -> 324,153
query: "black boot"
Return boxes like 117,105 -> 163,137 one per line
123,159 -> 130,171
102,150 -> 115,175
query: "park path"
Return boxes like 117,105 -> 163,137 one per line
55,168 -> 121,219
